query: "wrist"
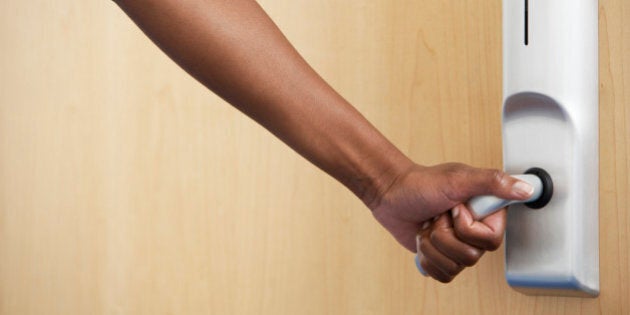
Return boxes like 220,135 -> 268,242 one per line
348,146 -> 415,209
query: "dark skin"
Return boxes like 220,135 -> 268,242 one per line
112,0 -> 534,283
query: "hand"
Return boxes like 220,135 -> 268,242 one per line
416,204 -> 506,283
369,163 -> 533,252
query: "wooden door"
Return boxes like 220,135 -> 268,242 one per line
0,0 -> 627,314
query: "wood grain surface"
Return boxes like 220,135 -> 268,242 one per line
0,0 -> 627,314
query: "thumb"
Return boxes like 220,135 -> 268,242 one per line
448,167 -> 534,201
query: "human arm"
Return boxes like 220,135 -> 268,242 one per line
112,0 -> 411,204
112,0 -> 534,281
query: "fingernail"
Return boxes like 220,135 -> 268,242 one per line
513,180 -> 534,198
421,221 -> 430,231
452,205 -> 460,218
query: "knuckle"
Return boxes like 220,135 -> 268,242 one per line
429,229 -> 444,245
444,164 -> 477,200
418,235 -> 431,254
488,169 -> 506,188
453,265 -> 465,276
431,272 -> 454,283
437,276 -> 454,284
486,234 -> 504,251
444,262 -> 463,275
447,164 -> 469,181
461,248 -> 483,266
454,227 -> 474,243
444,162 -> 466,171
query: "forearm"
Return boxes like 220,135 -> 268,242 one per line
113,0 -> 412,204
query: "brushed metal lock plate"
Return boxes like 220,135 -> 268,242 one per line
502,0 -> 599,297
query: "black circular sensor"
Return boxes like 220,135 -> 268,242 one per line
524,167 -> 553,209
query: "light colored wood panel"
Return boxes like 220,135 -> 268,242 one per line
0,0 -> 627,314
598,0 -> 630,314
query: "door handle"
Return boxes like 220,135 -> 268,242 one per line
467,168 -> 552,220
